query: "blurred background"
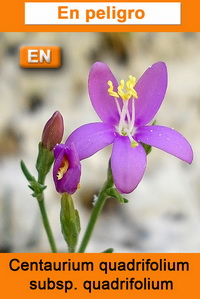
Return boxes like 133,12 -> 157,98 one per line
0,32 -> 199,253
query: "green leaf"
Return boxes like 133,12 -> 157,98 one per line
151,119 -> 157,126
101,248 -> 114,253
106,159 -> 114,188
28,181 -> 47,198
21,160 -> 46,198
106,188 -> 128,203
141,142 -> 152,155
60,193 -> 81,253
20,160 -> 36,182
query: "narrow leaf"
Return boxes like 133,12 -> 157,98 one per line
102,248 -> 114,253
106,188 -> 129,203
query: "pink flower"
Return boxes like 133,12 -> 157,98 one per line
53,143 -> 81,194
66,62 -> 193,194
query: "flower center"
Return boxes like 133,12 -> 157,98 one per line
108,76 -> 138,147
57,156 -> 69,180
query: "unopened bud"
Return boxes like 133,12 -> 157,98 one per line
42,111 -> 64,151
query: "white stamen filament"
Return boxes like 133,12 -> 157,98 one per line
126,100 -> 131,125
116,96 -> 135,137
118,99 -> 129,133
114,97 -> 122,116
108,77 -> 138,147
123,128 -> 138,148
129,97 -> 136,132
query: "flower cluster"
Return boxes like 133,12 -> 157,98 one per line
23,62 -> 194,254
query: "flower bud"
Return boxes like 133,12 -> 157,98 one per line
60,192 -> 81,252
53,143 -> 81,194
42,111 -> 64,151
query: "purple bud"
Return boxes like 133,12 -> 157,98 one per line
53,143 -> 81,194
42,111 -> 64,151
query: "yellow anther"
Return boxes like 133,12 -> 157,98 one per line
57,157 -> 69,180
119,79 -> 125,90
131,141 -> 139,148
108,80 -> 119,98
118,80 -> 125,99
126,75 -> 138,99
108,76 -> 138,101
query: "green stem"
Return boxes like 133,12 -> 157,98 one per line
21,160 -> 57,253
38,173 -> 45,185
37,174 -> 57,253
37,192 -> 58,253
78,163 -> 113,253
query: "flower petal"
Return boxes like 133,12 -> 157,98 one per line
134,125 -> 193,164
134,62 -> 168,126
111,136 -> 147,194
66,122 -> 117,160
53,143 -> 81,194
88,62 -> 122,125
54,143 -> 66,159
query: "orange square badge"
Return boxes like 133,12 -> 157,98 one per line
20,46 -> 61,68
